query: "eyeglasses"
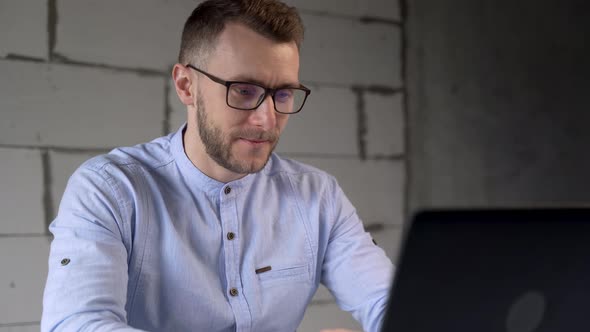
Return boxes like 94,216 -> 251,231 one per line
186,64 -> 311,114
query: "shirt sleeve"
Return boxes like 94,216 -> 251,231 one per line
321,179 -> 395,332
41,164 -> 146,332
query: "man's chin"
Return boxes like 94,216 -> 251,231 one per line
231,153 -> 273,174
240,157 -> 271,174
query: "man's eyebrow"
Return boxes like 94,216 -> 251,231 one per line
230,75 -> 301,88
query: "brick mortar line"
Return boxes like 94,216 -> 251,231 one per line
0,146 -> 407,160
365,223 -> 404,232
304,81 -> 405,94
0,322 -> 40,327
300,9 -> 402,26
0,144 -> 111,154
352,87 -> 367,160
4,54 -> 45,63
279,152 -> 405,160
0,56 -> 403,92
0,147 -> 405,160
0,54 -> 167,77
42,149 -> 54,234
51,53 -> 167,77
163,81 -> 172,135
47,0 -> 57,61
0,55 -> 404,95
0,234 -> 49,238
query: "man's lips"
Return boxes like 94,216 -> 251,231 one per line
239,138 -> 270,144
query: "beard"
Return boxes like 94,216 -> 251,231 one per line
195,92 -> 279,174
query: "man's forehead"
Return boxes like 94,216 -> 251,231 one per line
205,23 -> 300,86
213,22 -> 298,54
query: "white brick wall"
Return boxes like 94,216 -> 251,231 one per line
0,0 -> 47,59
0,325 -> 39,332
278,85 -> 358,156
0,1 -> 404,330
284,0 -> 401,21
299,302 -> 363,331
0,237 -> 51,324
300,15 -> 402,87
55,0 -> 199,70
294,158 -> 405,226
0,60 -> 165,148
366,92 -> 405,157
0,148 -> 45,234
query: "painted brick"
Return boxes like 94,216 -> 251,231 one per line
278,85 -> 358,155
295,158 -> 405,226
366,92 -> 405,157
299,302 -> 361,332
311,284 -> 334,303
50,151 -> 103,218
0,237 -> 51,324
0,325 -> 39,332
0,148 -> 45,234
371,226 -> 404,263
0,60 -> 165,148
0,1 -> 47,59
286,0 -> 401,21
300,14 -> 402,87
55,0 -> 199,70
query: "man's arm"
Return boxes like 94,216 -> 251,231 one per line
41,164 -> 145,332
321,180 -> 394,332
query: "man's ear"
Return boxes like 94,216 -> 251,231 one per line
172,64 -> 196,106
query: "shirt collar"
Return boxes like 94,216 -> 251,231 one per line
170,123 -> 267,196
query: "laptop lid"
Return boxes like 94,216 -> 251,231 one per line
381,208 -> 590,332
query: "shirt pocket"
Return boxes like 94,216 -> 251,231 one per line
257,263 -> 310,285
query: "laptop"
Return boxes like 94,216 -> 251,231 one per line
380,208 -> 590,332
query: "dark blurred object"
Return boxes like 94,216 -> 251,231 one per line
382,208 -> 590,331
408,0 -> 590,211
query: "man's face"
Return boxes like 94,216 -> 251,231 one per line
191,23 -> 300,175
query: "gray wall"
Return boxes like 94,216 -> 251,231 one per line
408,0 -> 590,210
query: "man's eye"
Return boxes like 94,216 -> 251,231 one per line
239,89 -> 253,95
275,89 -> 293,102
232,86 -> 256,96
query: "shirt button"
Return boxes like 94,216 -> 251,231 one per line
224,186 -> 232,195
227,232 -> 235,240
229,288 -> 239,297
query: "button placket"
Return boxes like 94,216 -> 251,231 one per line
219,184 -> 250,331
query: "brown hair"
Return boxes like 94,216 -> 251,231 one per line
178,0 -> 304,67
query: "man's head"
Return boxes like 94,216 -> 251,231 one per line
178,0 -> 304,68
173,0 -> 306,182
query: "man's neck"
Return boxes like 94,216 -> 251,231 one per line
182,124 -> 246,183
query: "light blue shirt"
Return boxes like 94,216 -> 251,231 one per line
42,125 -> 394,332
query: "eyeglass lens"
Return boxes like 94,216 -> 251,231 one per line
228,83 -> 307,113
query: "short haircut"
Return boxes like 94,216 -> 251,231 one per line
178,0 -> 304,67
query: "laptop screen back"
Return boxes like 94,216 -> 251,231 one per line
381,209 -> 590,332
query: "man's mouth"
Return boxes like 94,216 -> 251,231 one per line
239,138 -> 270,145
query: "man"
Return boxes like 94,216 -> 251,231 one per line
41,0 -> 393,331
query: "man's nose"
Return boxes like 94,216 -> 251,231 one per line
248,94 -> 277,129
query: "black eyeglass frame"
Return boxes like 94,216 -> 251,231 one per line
185,64 -> 311,114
